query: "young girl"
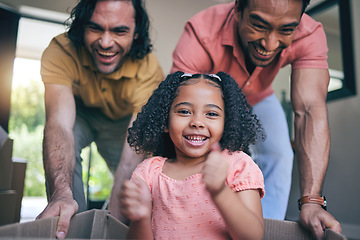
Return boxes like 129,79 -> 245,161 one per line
119,71 -> 266,240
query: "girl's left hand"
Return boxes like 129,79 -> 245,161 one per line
118,177 -> 152,221
202,142 -> 229,196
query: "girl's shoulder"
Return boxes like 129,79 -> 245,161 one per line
223,150 -> 260,173
134,156 -> 168,175
131,156 -> 168,190
222,150 -> 254,166
222,150 -> 265,198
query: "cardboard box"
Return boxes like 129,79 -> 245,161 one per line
0,209 -> 127,239
0,190 -> 17,226
11,158 -> 27,223
264,218 -> 347,240
0,209 -> 347,239
0,126 -> 13,190
0,159 -> 27,226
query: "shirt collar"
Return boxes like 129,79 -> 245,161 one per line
293,13 -> 319,41
221,6 -> 238,47
220,8 -> 247,69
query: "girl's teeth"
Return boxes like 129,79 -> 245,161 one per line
187,136 -> 205,141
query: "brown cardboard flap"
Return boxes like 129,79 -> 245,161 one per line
325,228 -> 348,240
0,216 -> 57,238
103,212 -> 129,239
66,208 -> 96,238
0,190 -> 17,226
66,209 -> 128,239
264,218 -> 312,240
0,209 -> 128,239
264,218 -> 347,240
0,210 -> 346,239
11,158 -> 27,223
0,126 -> 13,190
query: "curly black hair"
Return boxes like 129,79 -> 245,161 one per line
128,71 -> 265,158
65,0 -> 152,59
235,0 -> 310,15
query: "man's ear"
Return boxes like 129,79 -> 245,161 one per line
234,0 -> 241,19
234,0 -> 239,12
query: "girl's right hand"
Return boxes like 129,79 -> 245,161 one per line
119,177 -> 152,221
202,143 -> 229,196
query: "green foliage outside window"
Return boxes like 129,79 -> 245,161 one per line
9,77 -> 46,197
9,64 -> 112,200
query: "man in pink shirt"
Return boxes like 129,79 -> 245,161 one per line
171,0 -> 341,238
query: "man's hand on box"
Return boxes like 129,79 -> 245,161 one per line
299,204 -> 342,240
36,193 -> 78,240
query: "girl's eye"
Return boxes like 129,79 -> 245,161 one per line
177,109 -> 190,115
207,111 -> 220,117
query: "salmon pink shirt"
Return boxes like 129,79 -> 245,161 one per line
171,2 -> 328,106
130,150 -> 265,239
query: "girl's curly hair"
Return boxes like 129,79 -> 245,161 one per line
128,71 -> 265,158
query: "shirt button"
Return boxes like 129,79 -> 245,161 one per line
246,81 -> 251,85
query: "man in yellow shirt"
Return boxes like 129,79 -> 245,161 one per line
37,0 -> 163,239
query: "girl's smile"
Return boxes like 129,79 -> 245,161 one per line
184,134 -> 209,147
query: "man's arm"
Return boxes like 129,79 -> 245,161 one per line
291,68 -> 341,238
36,83 -> 78,240
108,116 -> 145,222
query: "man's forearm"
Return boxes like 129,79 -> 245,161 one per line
109,134 -> 145,220
43,123 -> 76,198
294,107 -> 330,196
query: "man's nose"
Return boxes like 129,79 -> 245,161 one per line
99,32 -> 114,49
260,32 -> 279,52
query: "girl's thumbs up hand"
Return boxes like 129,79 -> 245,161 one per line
202,142 -> 229,196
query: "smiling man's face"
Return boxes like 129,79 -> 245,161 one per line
236,0 -> 302,69
84,0 -> 137,74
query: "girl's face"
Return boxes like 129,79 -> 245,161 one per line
166,79 -> 225,161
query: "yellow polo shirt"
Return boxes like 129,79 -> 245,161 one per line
41,33 -> 164,120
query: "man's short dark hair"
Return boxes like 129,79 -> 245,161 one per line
235,0 -> 310,15
65,0 -> 152,60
